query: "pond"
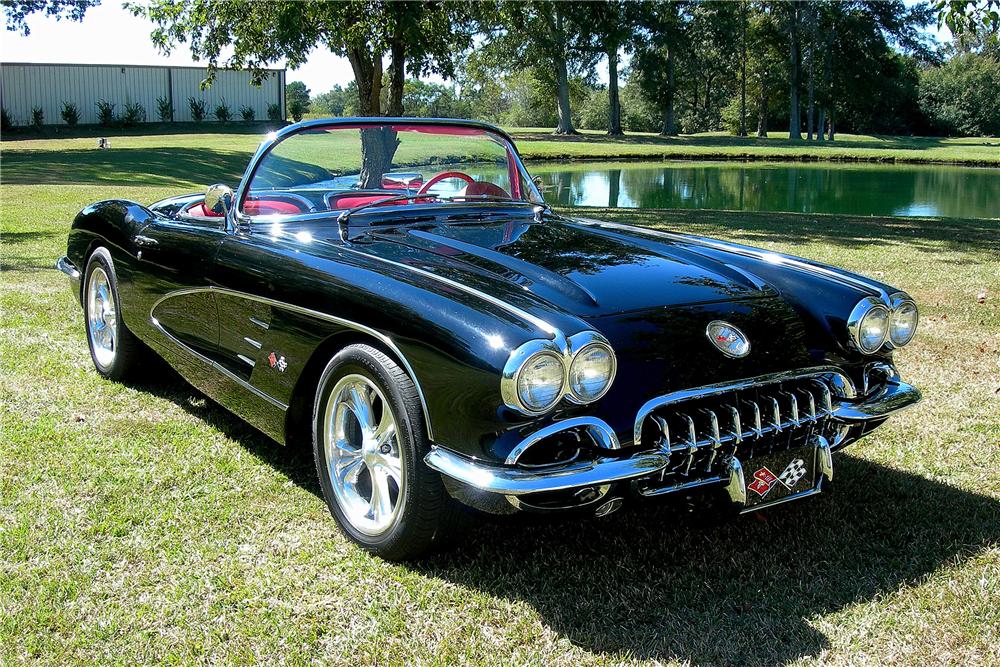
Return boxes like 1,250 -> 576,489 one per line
528,160 -> 999,219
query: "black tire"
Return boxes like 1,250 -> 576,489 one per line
82,247 -> 144,382
312,343 -> 465,560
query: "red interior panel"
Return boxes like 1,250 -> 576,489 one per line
244,199 -> 304,216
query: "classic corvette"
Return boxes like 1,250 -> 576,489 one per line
58,118 -> 921,559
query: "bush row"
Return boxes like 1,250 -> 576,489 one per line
1,99 -> 283,131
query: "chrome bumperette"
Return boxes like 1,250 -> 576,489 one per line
57,256 -> 83,302
428,366 -> 919,512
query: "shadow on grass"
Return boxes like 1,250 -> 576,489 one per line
510,130 -> 982,153
1,147 -> 250,187
132,364 -> 999,666
581,208 -> 1000,259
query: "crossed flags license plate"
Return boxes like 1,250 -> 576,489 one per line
744,446 -> 817,507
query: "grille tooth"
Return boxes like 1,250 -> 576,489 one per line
742,399 -> 763,437
677,413 -> 697,476
725,405 -> 742,443
780,390 -> 800,426
811,379 -> 833,414
765,395 -> 782,432
699,408 -> 722,472
798,388 -> 817,420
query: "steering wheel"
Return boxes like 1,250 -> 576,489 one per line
418,170 -> 476,195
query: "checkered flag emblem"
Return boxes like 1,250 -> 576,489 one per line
778,459 -> 807,489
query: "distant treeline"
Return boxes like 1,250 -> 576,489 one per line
299,2 -> 998,138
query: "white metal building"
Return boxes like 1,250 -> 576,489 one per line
0,62 -> 285,125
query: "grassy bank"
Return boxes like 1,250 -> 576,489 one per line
2,142 -> 999,664
4,124 -> 998,167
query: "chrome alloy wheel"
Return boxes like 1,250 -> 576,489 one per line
323,374 -> 404,536
86,266 -> 117,368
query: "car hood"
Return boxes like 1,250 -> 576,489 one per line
339,214 -> 774,317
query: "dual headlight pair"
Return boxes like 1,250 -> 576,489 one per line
501,332 -> 617,415
848,293 -> 919,354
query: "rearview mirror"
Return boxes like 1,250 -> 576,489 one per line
204,183 -> 234,217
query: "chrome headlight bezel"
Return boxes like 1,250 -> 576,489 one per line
566,339 -> 617,404
501,332 -> 617,416
847,296 -> 891,354
887,292 -> 919,348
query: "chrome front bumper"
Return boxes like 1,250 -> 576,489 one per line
425,368 -> 920,507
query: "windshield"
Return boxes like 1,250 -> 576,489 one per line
240,123 -> 541,218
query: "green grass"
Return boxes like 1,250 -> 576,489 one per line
1,135 -> 999,665
4,124 -> 999,171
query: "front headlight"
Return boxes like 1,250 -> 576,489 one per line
568,343 -> 616,402
515,351 -> 565,413
848,297 -> 890,354
889,297 -> 918,346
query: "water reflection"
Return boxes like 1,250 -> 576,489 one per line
529,161 -> 1000,219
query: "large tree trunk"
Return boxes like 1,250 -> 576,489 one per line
828,107 -> 835,141
660,48 -> 677,136
554,60 -> 576,134
806,46 -> 815,140
346,46 -> 382,116
756,73 -> 768,137
386,32 -> 405,117
817,108 -> 826,141
607,48 -> 623,136
788,0 -> 802,140
347,45 -> 401,188
552,8 -> 576,135
739,0 -> 748,136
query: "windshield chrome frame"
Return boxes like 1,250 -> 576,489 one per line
233,117 -> 545,229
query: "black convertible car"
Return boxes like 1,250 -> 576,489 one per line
58,118 -> 921,559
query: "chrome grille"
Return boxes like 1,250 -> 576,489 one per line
634,371 -> 849,496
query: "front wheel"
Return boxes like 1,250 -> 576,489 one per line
83,247 -> 144,382
312,344 -> 463,560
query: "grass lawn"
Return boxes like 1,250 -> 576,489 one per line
5,123 -> 999,168
1,134 -> 999,665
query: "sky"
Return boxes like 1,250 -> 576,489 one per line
2,1 -> 950,96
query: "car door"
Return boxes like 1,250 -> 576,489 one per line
129,213 -> 225,364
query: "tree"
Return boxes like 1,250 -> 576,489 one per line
480,1 -> 597,134
312,84 -> 353,116
920,51 -> 1000,134
3,0 -> 97,35
134,0 -> 475,186
285,80 -> 310,121
632,1 -> 687,136
935,0 -> 1000,45
577,1 -> 642,135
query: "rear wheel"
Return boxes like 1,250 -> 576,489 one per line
83,247 -> 143,381
312,344 -> 464,560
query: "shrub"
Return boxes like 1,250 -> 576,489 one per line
60,102 -> 80,126
31,106 -> 44,129
267,103 -> 282,122
240,105 -> 255,122
2,107 -> 14,132
156,96 -> 172,122
96,99 -> 116,127
288,99 -> 307,122
188,97 -> 207,122
122,101 -> 146,127
214,99 -> 231,123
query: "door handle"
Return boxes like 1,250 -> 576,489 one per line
135,235 -> 159,247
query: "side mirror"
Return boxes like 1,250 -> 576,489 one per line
204,183 -> 234,217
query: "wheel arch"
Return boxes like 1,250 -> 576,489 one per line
284,330 -> 432,450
